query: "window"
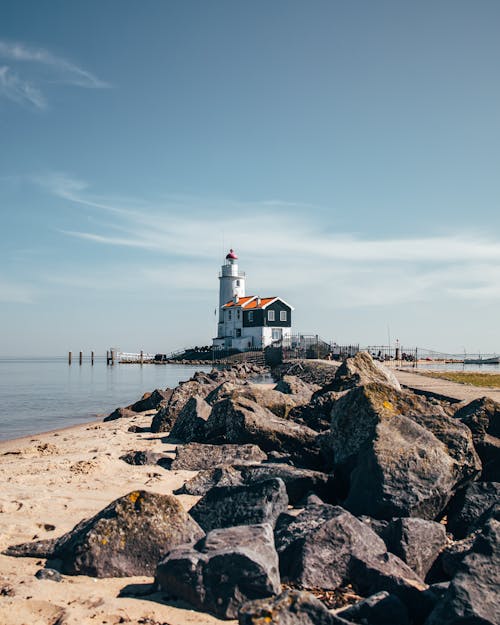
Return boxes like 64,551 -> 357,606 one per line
280,311 -> 287,322
236,328 -> 241,337
237,309 -> 241,319
248,311 -> 254,322
272,329 -> 282,340
228,310 -> 232,321
236,280 -> 240,286
268,310 -> 275,321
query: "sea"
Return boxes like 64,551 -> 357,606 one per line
0,357 -> 212,442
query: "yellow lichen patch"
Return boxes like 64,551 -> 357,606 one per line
382,400 -> 395,411
101,538 -> 108,545
128,491 -> 141,504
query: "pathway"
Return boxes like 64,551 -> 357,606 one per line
393,368 -> 500,403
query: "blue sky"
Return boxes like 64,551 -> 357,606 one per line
1,1 -> 500,356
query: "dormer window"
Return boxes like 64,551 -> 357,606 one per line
268,310 -> 275,321
280,311 -> 287,321
248,311 -> 254,322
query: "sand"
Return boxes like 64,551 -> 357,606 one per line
0,410 -> 232,625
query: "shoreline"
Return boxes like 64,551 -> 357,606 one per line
0,403 -> 228,625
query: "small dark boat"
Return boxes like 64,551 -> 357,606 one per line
464,356 -> 500,365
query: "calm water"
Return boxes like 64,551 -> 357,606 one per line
0,358 -> 211,442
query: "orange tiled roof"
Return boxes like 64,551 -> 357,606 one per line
244,297 -> 276,309
223,296 -> 278,310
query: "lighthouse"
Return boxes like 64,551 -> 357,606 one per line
217,249 -> 246,328
213,249 -> 293,350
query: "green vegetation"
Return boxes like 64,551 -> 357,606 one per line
420,371 -> 500,388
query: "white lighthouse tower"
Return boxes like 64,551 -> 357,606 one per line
215,249 -> 246,342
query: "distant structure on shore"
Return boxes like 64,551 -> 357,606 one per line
212,249 -> 293,350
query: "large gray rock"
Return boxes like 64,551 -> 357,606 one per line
425,516 -> 500,625
275,503 -> 425,595
151,376 -> 218,432
5,491 -> 204,577
288,391 -> 344,432
274,375 -> 319,400
128,388 -> 172,413
337,591 -> 410,625
169,396 -> 212,442
381,518 -> 447,579
322,351 -> 401,393
446,482 -> 500,539
323,383 -> 480,520
156,524 -> 280,619
239,589 -> 351,625
223,385 -> 306,419
206,397 -> 321,468
237,463 -> 336,505
103,406 -> 136,422
176,463 -> 335,504
272,359 -> 341,387
190,478 -> 288,532
455,396 -> 500,441
175,465 -> 245,495
455,397 -> 500,482
170,442 -> 267,471
119,450 -> 169,466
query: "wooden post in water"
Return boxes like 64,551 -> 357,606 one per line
91,351 -> 94,365
79,351 -> 83,365
106,350 -> 109,365
68,351 -> 72,365
111,349 -> 115,366
140,350 -> 144,365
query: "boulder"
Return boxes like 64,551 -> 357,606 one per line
237,463 -> 336,505
170,442 -> 267,471
205,381 -> 242,405
229,385 -> 304,419
169,396 -> 212,442
272,359 -> 341,387
151,377 -> 218,432
174,466 -> 245,495
380,518 -> 447,579
239,589 -> 351,625
321,351 -> 401,393
206,397 -> 321,468
275,503 -> 425,596
119,450 -> 169,466
446,482 -> 500,539
425,516 -> 500,625
5,491 -> 204,577
128,388 -> 172,413
337,591 -> 410,625
274,375 -> 320,399
455,397 -> 500,481
103,406 -> 136,422
156,523 -> 280,619
475,435 -> 500,482
288,391 -> 343,432
323,383 -> 480,520
454,396 -> 500,441
189,478 -> 288,532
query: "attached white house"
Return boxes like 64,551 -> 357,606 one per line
212,249 -> 293,350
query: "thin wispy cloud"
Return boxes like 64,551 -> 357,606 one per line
0,41 -> 109,109
0,65 -> 46,109
32,171 -> 500,308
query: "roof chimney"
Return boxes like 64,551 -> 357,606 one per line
234,295 -> 239,304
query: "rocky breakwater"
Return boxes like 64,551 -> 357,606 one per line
4,355 -> 499,625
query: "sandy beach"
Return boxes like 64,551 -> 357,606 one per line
0,409 -> 230,625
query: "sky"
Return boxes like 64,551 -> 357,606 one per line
1,0 -> 500,356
